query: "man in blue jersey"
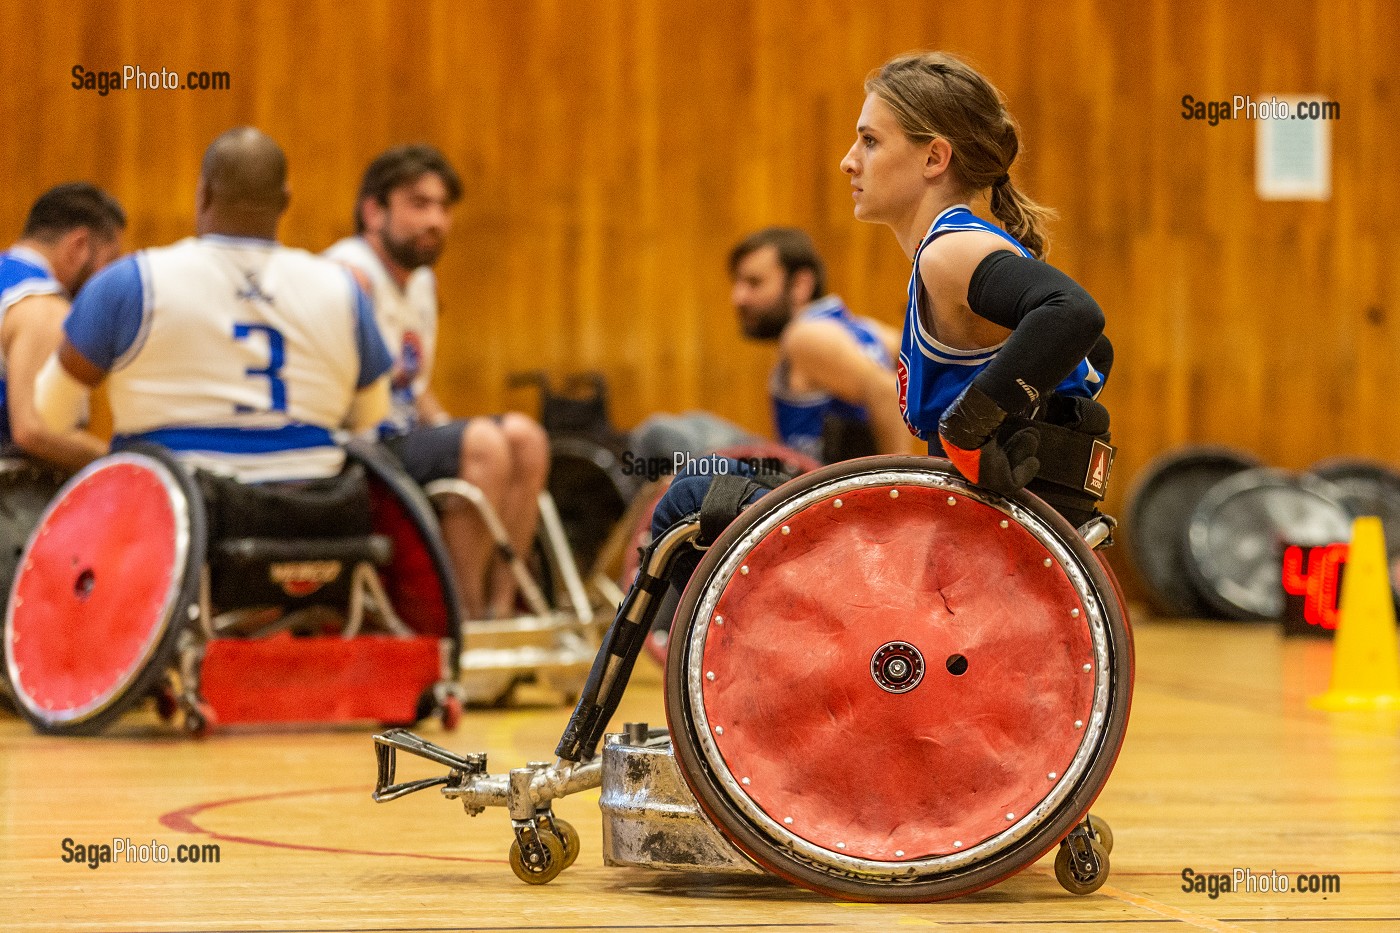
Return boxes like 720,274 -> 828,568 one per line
631,227 -> 910,470
34,127 -> 393,483
730,227 -> 911,462
0,183 -> 125,469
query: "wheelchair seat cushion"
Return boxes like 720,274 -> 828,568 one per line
197,462 -> 375,542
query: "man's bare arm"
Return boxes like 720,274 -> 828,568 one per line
783,319 -> 913,455
2,295 -> 106,470
347,376 -> 391,432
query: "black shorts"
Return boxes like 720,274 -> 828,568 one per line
381,420 -> 470,486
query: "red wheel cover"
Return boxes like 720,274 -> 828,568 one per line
369,480 -> 448,637
6,460 -> 184,722
693,483 -> 1098,861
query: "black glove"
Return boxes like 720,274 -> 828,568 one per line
938,384 -> 1041,495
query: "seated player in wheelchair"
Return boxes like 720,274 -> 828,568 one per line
34,127 -> 394,613
368,52 -> 1129,903
14,128 -> 477,735
326,145 -> 550,621
653,54 -> 1116,580
0,184 -> 128,607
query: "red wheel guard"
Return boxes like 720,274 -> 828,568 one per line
693,483 -> 1098,861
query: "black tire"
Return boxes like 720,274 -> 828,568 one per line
547,437 -> 635,575
347,439 -> 464,677
1124,445 -> 1262,617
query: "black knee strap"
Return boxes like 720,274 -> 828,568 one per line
699,475 -> 767,545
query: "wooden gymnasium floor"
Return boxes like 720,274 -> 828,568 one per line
2,617 -> 1397,933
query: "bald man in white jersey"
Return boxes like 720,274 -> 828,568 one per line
35,127 -> 393,483
326,145 -> 549,620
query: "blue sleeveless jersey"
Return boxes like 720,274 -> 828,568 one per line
0,247 -> 66,445
896,205 -> 1104,441
771,295 -> 892,461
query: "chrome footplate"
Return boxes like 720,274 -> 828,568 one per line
372,728 -> 488,802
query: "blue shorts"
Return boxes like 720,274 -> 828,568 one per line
381,420 -> 470,486
649,457 -> 772,590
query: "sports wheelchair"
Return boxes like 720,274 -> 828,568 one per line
433,371 -> 642,706
4,441 -> 464,736
373,455 -> 1133,901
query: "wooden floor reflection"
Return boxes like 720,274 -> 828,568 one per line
2,617 -> 1397,932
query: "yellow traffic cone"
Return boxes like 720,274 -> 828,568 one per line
1309,516 -> 1400,711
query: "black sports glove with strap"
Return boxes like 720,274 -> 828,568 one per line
938,383 -> 1041,495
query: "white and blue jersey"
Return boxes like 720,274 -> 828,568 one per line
66,235 -> 393,481
771,295 -> 891,461
323,236 -> 437,437
897,205 -> 1104,441
0,246 -> 67,444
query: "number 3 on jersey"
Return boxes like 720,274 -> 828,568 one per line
233,323 -> 287,412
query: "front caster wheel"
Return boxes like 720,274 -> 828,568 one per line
1086,814 -> 1113,855
153,676 -> 179,721
543,815 -> 580,870
509,830 -> 566,885
440,694 -> 462,731
1055,837 -> 1110,895
183,700 -> 217,739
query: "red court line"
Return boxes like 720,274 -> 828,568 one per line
158,784 -> 505,864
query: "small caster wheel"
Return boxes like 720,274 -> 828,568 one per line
184,701 -> 217,739
1055,837 -> 1109,895
509,831 -> 566,885
1086,814 -> 1113,855
544,816 -> 580,870
153,680 -> 179,722
440,694 -> 462,731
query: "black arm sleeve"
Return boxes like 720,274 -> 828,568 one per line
1087,333 -> 1114,381
966,251 -> 1105,413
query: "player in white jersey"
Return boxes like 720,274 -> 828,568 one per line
35,127 -> 393,483
0,183 -> 125,469
326,145 -> 549,620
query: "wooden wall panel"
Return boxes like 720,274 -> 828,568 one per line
3,0 -> 1398,527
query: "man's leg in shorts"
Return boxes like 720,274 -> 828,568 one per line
485,413 -> 549,617
385,415 -> 548,619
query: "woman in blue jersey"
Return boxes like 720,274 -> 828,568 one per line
841,51 -> 1111,522
651,50 -> 1112,587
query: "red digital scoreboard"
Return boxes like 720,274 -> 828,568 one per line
1281,543 -> 1347,632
